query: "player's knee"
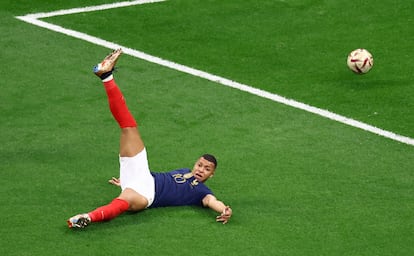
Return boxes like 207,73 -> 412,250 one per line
118,188 -> 148,211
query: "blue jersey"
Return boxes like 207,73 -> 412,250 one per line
149,168 -> 213,208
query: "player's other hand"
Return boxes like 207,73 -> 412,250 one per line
108,177 -> 121,187
216,206 -> 232,224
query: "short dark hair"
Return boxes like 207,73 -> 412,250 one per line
202,154 -> 217,168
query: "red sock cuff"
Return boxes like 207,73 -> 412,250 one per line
103,79 -> 117,89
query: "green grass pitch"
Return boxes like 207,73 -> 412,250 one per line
1,0 -> 413,255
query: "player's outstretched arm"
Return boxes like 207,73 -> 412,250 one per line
202,194 -> 232,224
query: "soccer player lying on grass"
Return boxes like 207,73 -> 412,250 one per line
67,49 -> 232,228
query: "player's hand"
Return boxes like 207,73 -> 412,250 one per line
108,177 -> 121,187
216,206 -> 232,224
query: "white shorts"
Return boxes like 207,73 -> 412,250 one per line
119,148 -> 155,207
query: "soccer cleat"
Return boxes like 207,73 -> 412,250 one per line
67,213 -> 91,228
93,48 -> 123,79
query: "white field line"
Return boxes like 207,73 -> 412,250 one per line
15,1 -> 414,147
19,0 -> 166,19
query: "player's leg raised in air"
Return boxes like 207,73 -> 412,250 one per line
67,49 -> 154,228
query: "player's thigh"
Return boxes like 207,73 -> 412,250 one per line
119,127 -> 144,157
119,148 -> 155,207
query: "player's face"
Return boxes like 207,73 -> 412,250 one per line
192,157 -> 216,182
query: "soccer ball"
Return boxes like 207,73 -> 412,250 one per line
347,48 -> 374,74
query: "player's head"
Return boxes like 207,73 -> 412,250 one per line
202,154 -> 217,168
192,154 -> 217,182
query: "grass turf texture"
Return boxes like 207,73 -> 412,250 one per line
45,0 -> 414,138
1,0 -> 413,255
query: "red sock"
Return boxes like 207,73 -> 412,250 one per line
88,198 -> 129,222
103,79 -> 137,128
